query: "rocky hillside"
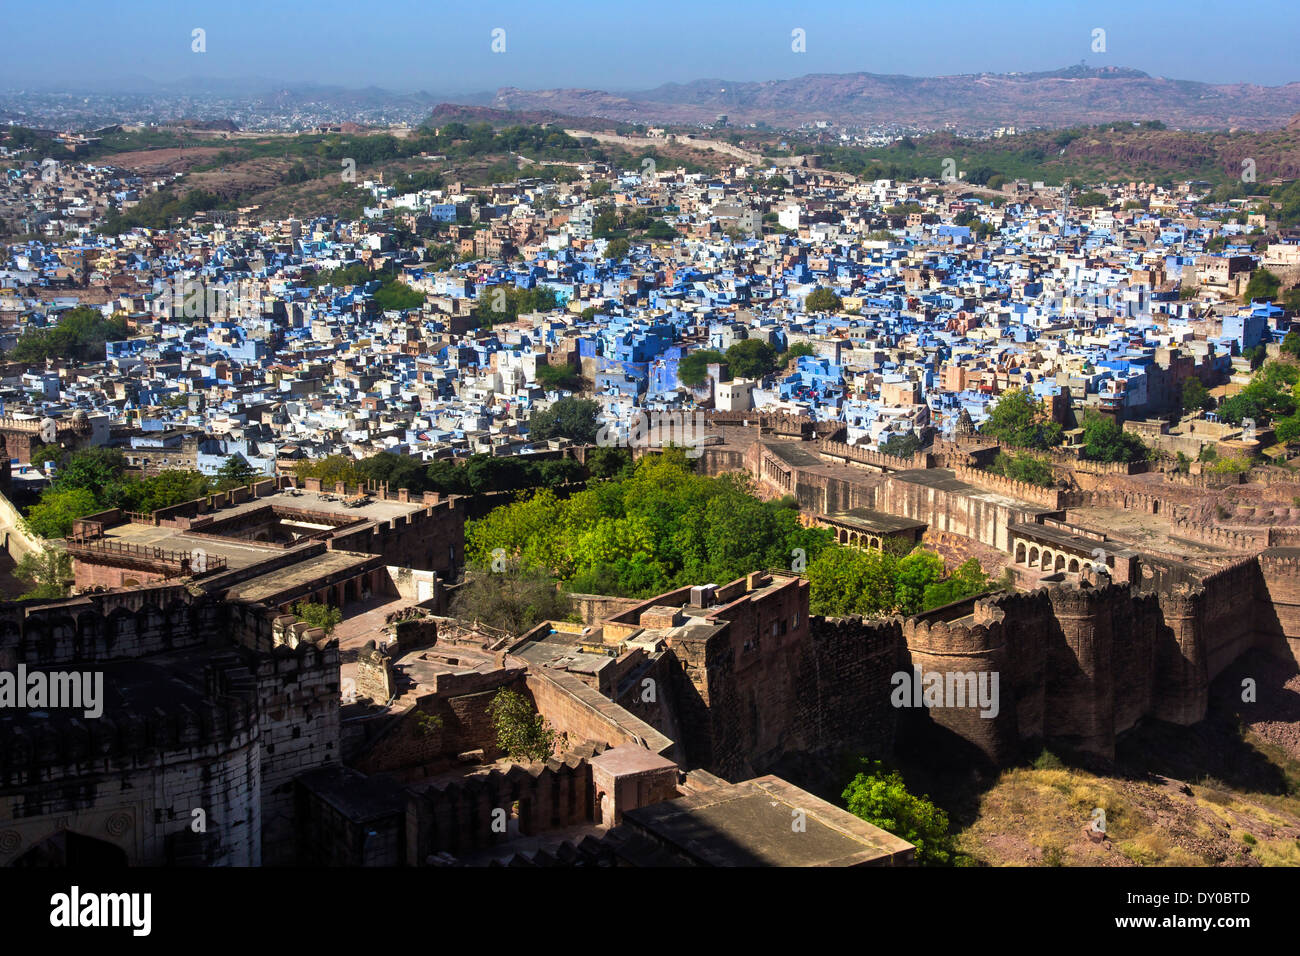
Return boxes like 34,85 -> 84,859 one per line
485,66 -> 1300,131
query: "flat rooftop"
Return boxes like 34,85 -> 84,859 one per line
93,520 -> 291,572
390,643 -> 508,693
827,507 -> 929,534
515,635 -> 619,678
224,549 -> 375,603
238,488 -> 429,523
85,486 -> 433,573
893,467 -> 1053,511
623,776 -> 914,867
1065,506 -> 1238,561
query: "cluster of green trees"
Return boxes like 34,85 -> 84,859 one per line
472,284 -> 560,328
985,451 -> 1055,487
465,450 -> 998,613
450,557 -> 575,640
530,397 -> 600,444
979,389 -> 1063,449
677,339 -> 785,387
535,363 -> 582,391
303,262 -> 379,288
1216,360 -> 1298,425
372,278 -> 424,311
485,686 -> 558,763
99,188 -> 223,234
879,433 -> 923,458
1217,361 -> 1300,442
299,264 -> 425,311
11,545 -> 72,601
195,123 -> 585,175
804,287 -> 843,313
1078,411 -> 1147,463
807,546 -> 998,617
292,445 -> 623,499
10,307 -> 128,363
23,448 -> 258,540
977,392 -> 1146,471
1240,269 -> 1300,311
465,450 -> 827,597
842,760 -> 963,866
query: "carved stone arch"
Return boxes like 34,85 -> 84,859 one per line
1014,541 -> 1027,564
75,611 -> 103,659
1068,558 -> 1080,572
46,614 -> 77,654
9,830 -> 129,868
1054,554 -> 1066,572
136,602 -> 165,639
105,605 -> 137,643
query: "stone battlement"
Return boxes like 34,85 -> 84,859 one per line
954,464 -> 1065,509
817,438 -> 929,471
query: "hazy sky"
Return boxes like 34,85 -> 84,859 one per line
4,0 -> 1299,92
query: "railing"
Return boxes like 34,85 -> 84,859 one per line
65,537 -> 228,574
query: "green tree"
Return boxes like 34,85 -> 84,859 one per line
486,687 -> 557,763
121,469 -> 212,513
644,220 -> 677,240
1216,361 -> 1299,425
357,451 -> 430,494
472,284 -> 560,328
214,455 -> 259,491
1079,411 -> 1147,463
372,279 -> 425,311
424,458 -> 471,495
295,455 -> 363,487
1243,269 -> 1281,303
880,433 -> 922,457
293,601 -> 342,637
804,287 -> 843,313
465,450 -> 832,599
11,307 -> 129,363
450,559 -> 572,637
530,397 -> 599,444
1281,330 -> 1300,358
12,545 -> 72,600
986,451 -> 1055,487
586,447 -> 633,480
52,447 -> 127,499
979,389 -> 1063,450
842,760 -> 959,866
603,237 -> 630,260
724,338 -> 778,379
677,349 -> 726,387
1181,377 -> 1212,413
894,549 -> 946,615
25,487 -> 100,539
536,363 -> 581,391
781,342 -> 817,366
922,558 -> 994,610
806,546 -> 900,617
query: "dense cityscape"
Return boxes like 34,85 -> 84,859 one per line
0,3 -> 1294,938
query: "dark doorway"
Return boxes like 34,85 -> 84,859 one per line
11,831 -> 129,867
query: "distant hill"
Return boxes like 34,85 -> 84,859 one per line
423,102 -> 623,133
811,120 -> 1300,187
481,66 -> 1300,131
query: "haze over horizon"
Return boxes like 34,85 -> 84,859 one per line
4,0 -> 1298,94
